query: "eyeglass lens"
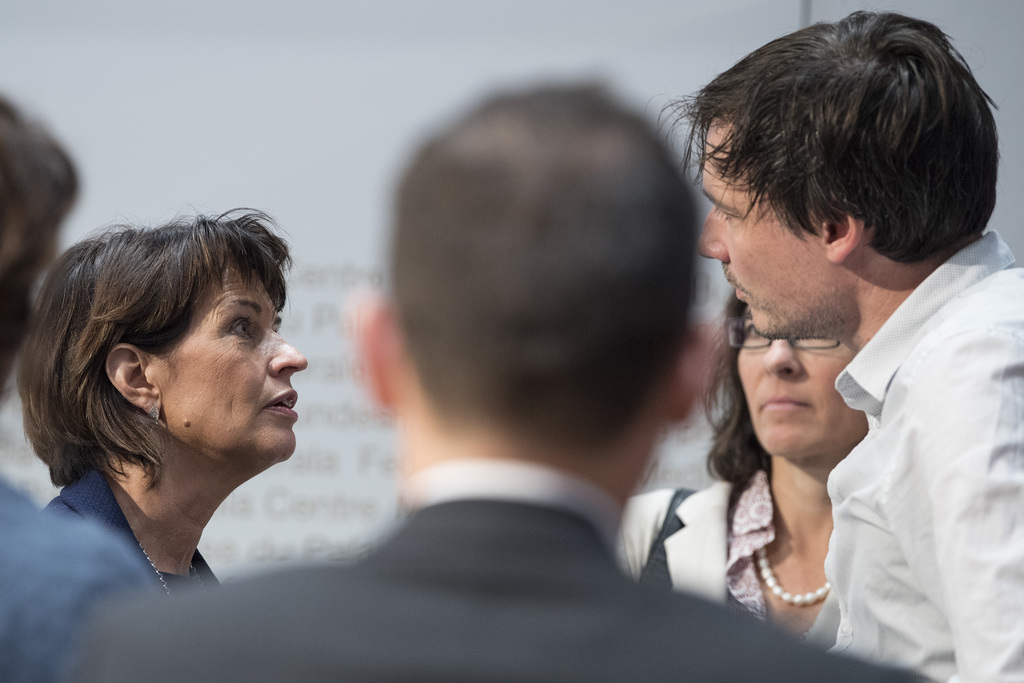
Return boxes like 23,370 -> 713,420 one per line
727,317 -> 840,350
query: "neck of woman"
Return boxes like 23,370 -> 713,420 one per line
758,455 -> 836,634
766,455 -> 833,558
104,454 -> 239,575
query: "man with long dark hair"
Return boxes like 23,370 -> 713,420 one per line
684,11 -> 1021,680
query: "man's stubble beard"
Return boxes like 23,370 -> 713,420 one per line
724,263 -> 846,341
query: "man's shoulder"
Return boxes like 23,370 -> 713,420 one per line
0,476 -> 150,683
625,587 -> 913,681
927,266 -> 1024,334
77,553 -> 915,683
898,266 -> 1024,377
0,476 -> 146,581
88,561 -> 365,631
76,562 -> 379,681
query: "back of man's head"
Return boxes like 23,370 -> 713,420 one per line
391,84 -> 697,450
0,97 -> 77,386
682,10 -> 997,264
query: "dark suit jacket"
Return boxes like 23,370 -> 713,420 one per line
77,500 -> 915,682
45,469 -> 218,589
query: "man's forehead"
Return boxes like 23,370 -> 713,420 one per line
701,124 -> 777,219
701,169 -> 754,213
706,124 -> 730,148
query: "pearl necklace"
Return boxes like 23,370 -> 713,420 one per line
755,547 -> 830,607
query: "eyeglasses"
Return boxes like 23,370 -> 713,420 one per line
725,316 -> 841,350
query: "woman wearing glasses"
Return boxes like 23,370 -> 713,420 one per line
621,293 -> 868,643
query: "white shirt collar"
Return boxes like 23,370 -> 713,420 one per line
402,458 -> 622,548
837,231 -> 1015,419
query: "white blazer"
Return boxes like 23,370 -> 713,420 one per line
620,482 -> 840,648
621,483 -> 731,603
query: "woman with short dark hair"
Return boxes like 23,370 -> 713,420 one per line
622,293 -> 867,642
18,209 -> 307,593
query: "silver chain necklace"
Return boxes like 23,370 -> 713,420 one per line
138,541 -> 203,595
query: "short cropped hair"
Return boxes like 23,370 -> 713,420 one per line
679,11 -> 998,263
392,84 -> 698,447
19,210 -> 292,486
0,97 -> 77,363
703,294 -> 770,496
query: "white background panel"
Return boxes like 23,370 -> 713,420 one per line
0,0 -> 1018,579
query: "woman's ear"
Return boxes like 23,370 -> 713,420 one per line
106,343 -> 159,411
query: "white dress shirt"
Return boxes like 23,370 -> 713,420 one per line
828,231 -> 1024,682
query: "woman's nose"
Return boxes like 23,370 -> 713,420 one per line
762,339 -> 802,376
271,338 -> 308,375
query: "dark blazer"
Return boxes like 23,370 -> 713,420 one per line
77,500 -> 916,682
45,469 -> 218,589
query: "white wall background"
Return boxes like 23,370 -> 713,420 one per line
0,0 -> 1020,580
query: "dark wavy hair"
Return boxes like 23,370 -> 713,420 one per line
678,11 -> 998,263
703,294 -> 770,496
18,209 -> 291,486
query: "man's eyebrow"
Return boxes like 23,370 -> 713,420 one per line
702,188 -> 740,214
702,186 -> 754,218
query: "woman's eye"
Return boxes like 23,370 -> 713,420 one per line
232,317 -> 254,337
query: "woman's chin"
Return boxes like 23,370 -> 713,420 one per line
268,441 -> 298,467
247,435 -> 298,473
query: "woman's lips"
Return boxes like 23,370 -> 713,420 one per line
265,404 -> 298,421
762,397 -> 809,412
264,391 -> 299,421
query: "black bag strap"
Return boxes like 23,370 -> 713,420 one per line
638,487 -> 696,590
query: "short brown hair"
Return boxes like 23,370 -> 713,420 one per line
18,210 -> 292,486
392,84 -> 698,447
0,97 -> 77,371
679,11 -> 998,263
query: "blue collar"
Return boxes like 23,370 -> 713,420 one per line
47,469 -> 218,586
